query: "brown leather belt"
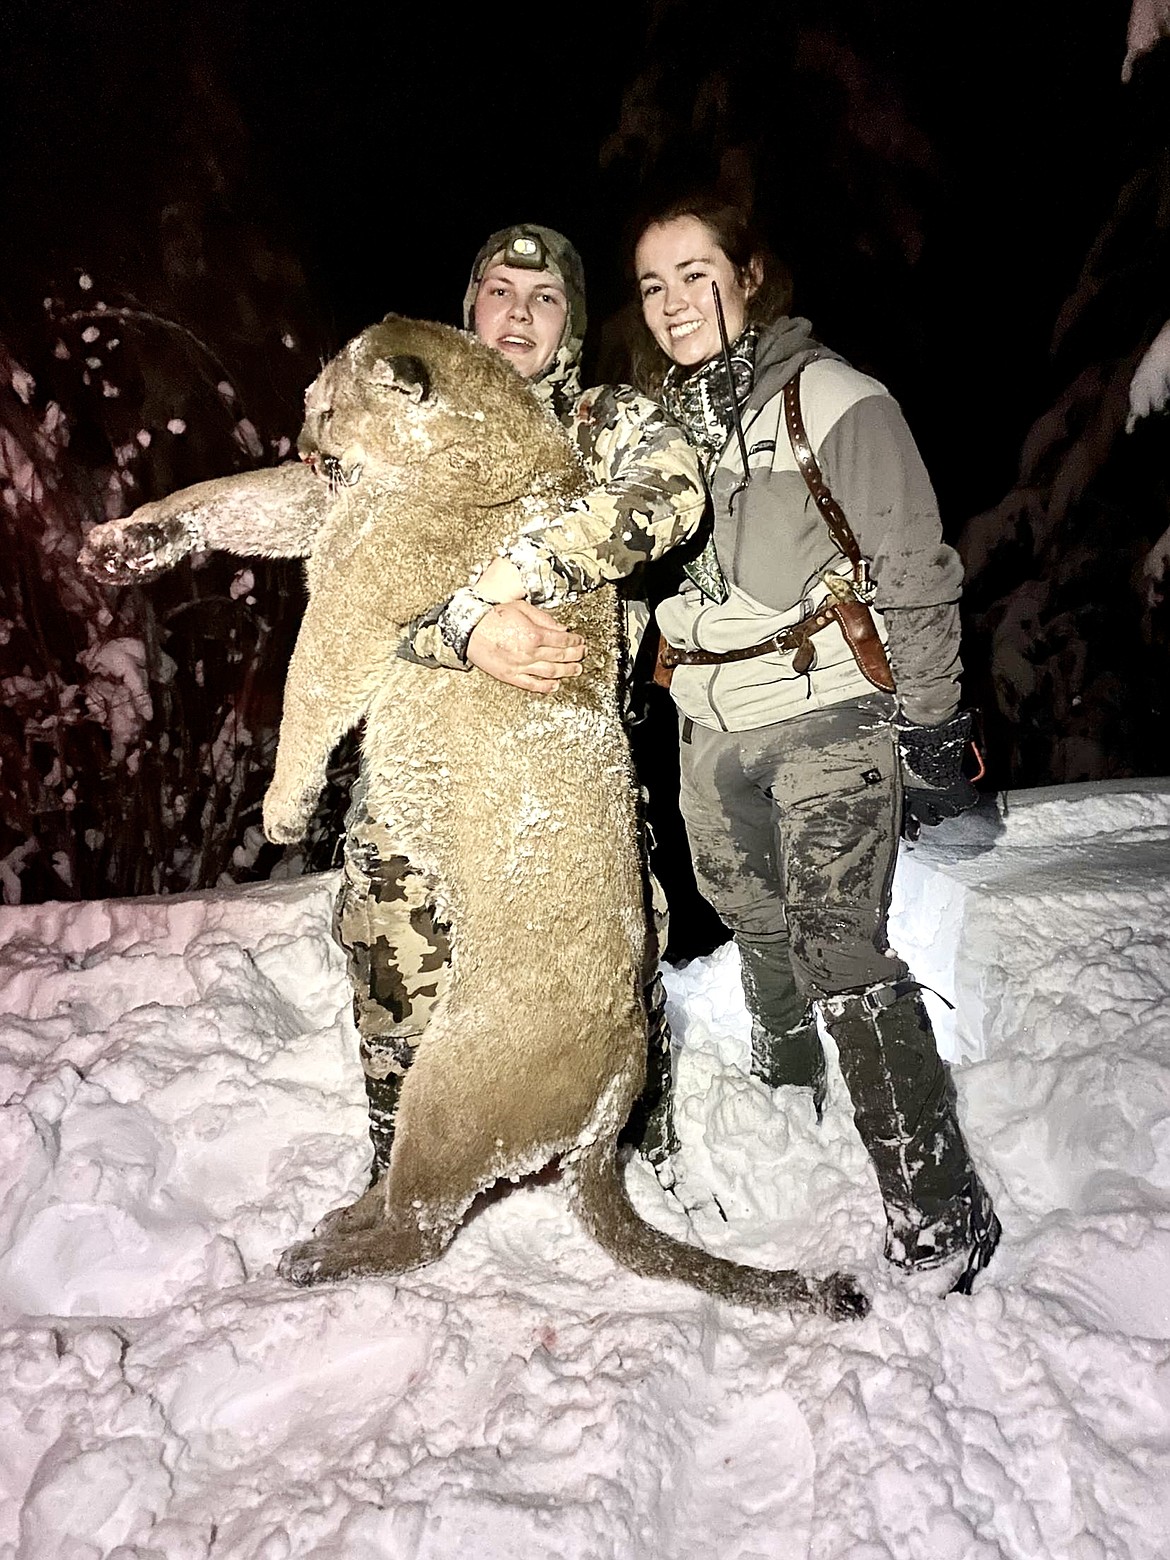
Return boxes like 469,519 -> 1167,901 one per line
659,603 -> 835,671
656,594 -> 895,690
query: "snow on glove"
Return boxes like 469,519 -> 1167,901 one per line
896,710 -> 979,839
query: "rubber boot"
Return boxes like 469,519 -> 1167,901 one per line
821,984 -> 1000,1287
363,1069 -> 403,1186
621,970 -> 679,1167
948,1175 -> 1002,1294
750,1019 -> 827,1121
736,931 -> 826,1116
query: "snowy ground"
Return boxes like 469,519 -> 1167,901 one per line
2,782 -> 1170,1560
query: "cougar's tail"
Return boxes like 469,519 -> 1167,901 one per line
568,1135 -> 869,1320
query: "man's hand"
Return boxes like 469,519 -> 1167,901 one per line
467,602 -> 585,693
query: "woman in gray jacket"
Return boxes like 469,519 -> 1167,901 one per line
634,192 -> 999,1291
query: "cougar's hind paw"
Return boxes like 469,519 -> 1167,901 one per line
312,1185 -> 385,1241
277,1226 -> 383,1287
306,1203 -> 361,1243
277,1183 -> 423,1286
278,1237 -> 332,1288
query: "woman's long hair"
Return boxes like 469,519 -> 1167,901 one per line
628,192 -> 792,397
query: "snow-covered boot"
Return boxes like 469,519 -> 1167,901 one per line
621,970 -> 679,1166
737,931 -> 826,1115
820,984 -> 999,1288
363,1071 -> 401,1185
750,1019 -> 828,1120
946,1176 -> 1001,1295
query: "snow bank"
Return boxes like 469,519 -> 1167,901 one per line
2,784 -> 1170,1559
893,779 -> 1170,1062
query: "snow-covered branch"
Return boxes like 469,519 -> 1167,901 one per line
1123,0 -> 1170,82
1127,319 -> 1170,430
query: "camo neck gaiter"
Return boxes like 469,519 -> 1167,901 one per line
662,326 -> 759,476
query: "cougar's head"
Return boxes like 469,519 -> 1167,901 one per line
297,315 -> 564,500
297,334 -> 433,490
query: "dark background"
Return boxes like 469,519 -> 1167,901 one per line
0,0 -> 1147,478
1,0 -> 1167,922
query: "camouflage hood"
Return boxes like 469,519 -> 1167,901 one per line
463,223 -> 587,419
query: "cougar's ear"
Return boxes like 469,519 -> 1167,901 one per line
368,354 -> 431,403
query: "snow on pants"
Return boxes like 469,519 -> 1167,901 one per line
677,696 -> 988,1260
334,782 -> 673,1179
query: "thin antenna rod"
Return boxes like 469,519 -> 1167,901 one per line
712,280 -> 752,496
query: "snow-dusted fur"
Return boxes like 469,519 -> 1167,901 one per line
81,316 -> 866,1319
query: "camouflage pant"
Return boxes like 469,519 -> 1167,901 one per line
678,697 -> 997,1271
333,801 -> 450,1179
335,781 -> 674,1181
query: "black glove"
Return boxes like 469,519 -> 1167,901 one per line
896,710 -> 979,839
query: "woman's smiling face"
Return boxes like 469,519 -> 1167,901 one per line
635,215 -> 759,369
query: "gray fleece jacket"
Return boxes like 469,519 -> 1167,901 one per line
656,316 -> 964,731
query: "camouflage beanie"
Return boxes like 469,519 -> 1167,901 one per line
463,224 -> 587,417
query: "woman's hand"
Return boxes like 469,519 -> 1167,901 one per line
467,602 -> 585,693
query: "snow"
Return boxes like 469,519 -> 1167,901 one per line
9,367 -> 35,405
1126,318 -> 1170,431
1123,0 -> 1170,81
74,637 -> 154,766
2,782 -> 1170,1558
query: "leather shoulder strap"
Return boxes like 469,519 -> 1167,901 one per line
782,362 -> 862,573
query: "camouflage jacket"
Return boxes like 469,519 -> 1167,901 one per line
399,383 -> 705,670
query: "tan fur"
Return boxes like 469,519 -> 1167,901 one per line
83,316 -> 867,1319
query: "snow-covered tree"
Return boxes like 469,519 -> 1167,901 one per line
0,39 -> 341,905
959,22 -> 1170,785
0,294 -> 308,904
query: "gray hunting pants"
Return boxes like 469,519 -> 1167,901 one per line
679,697 -> 996,1269
334,781 -> 674,1181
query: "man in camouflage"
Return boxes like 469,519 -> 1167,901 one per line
337,224 -> 705,1182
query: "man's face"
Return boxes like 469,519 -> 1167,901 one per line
473,263 -> 568,379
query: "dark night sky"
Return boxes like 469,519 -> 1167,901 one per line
0,0 -> 1144,520
1,0 -> 1164,903
0,0 -> 628,332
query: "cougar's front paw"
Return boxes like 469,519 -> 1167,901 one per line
80,510 -> 196,584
